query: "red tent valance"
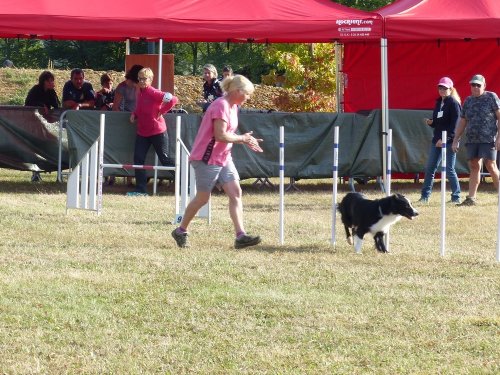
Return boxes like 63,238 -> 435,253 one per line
0,0 -> 382,42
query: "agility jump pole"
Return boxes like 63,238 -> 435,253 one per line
279,126 -> 284,245
440,131 -> 447,257
173,116 -> 211,225
152,39 -> 164,196
497,177 -> 500,262
331,126 -> 339,246
384,129 -> 392,252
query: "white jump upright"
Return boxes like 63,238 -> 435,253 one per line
331,126 -> 339,246
384,129 -> 393,252
279,125 -> 285,245
66,114 -> 105,215
173,116 -> 211,225
497,177 -> 500,262
66,114 -> 210,224
440,131 -> 447,257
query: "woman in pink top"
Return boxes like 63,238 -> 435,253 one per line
127,67 -> 178,196
172,75 -> 264,249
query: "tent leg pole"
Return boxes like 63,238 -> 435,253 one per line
335,42 -> 344,113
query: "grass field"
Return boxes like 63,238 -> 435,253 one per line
0,169 -> 498,374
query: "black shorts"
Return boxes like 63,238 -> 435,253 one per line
466,143 -> 497,161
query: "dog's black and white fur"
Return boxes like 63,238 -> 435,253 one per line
338,192 -> 418,253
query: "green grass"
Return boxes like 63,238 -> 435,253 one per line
0,169 -> 498,374
2,71 -> 33,86
0,69 -> 38,105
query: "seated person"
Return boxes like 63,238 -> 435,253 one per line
221,65 -> 233,80
25,70 -> 60,114
62,68 -> 95,110
95,73 -> 115,111
199,63 -> 222,112
25,70 -> 61,183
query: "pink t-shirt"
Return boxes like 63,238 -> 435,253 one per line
133,86 -> 178,137
190,97 -> 239,166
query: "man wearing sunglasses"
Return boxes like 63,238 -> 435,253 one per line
452,74 -> 500,206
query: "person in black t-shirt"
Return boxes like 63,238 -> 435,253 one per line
25,70 -> 61,114
62,68 -> 95,110
24,70 -> 61,183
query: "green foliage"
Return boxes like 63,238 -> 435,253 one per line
335,0 -> 393,11
44,40 -> 128,70
0,39 -> 47,68
175,42 -> 271,82
264,43 -> 337,112
0,39 -> 271,82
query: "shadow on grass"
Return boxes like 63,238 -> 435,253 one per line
0,180 -> 66,195
249,244 -> 337,254
0,172 -> 486,199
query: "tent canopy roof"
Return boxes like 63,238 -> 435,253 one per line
0,0 -> 382,42
379,0 -> 500,40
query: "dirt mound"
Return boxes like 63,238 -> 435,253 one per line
173,75 -> 287,113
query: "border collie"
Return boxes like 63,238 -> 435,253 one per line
338,192 -> 418,253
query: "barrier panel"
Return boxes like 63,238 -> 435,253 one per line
66,114 -> 210,224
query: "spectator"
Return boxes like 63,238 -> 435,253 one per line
25,70 -> 61,113
110,64 -> 144,186
198,63 -> 223,112
171,75 -> 263,249
452,74 -> 500,206
127,67 -> 178,196
95,73 -> 115,111
62,68 -> 95,110
418,77 -> 461,204
222,65 -> 233,80
25,70 -> 61,183
112,64 -> 143,112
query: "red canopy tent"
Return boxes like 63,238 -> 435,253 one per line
0,0 -> 382,42
342,0 -> 500,111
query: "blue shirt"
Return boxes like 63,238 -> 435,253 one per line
461,91 -> 500,144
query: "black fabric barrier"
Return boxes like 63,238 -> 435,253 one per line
1,107 -> 470,178
386,109 -> 468,174
0,106 -> 68,171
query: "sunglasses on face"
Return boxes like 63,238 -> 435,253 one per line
438,86 -> 449,90
471,83 -> 482,88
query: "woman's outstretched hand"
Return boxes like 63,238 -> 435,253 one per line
241,131 -> 263,152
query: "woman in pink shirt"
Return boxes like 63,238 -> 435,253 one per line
127,67 -> 178,196
172,75 -> 264,249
